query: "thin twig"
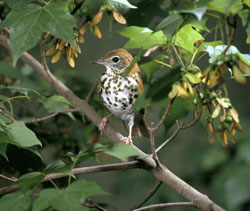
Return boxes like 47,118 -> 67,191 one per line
143,46 -> 159,57
149,123 -> 160,166
133,181 -> 162,210
156,121 -> 184,153
85,79 -> 99,103
223,15 -> 238,55
133,202 -> 195,211
0,161 -> 139,195
0,109 -> 16,123
85,199 -> 108,211
71,0 -> 85,15
153,97 -> 175,134
21,108 -> 79,124
40,37 -> 49,73
0,174 -> 18,182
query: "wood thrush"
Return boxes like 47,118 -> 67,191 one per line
92,48 -> 149,144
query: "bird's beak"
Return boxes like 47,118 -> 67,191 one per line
91,59 -> 108,65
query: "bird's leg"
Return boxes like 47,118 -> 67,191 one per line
121,120 -> 134,144
99,113 -> 113,135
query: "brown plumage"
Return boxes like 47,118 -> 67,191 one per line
92,48 -> 149,144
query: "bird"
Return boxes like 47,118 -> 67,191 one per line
92,48 -> 148,144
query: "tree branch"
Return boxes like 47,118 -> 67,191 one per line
0,34 -> 224,211
133,181 -> 162,210
134,202 -> 195,211
153,97 -> 175,134
0,161 -> 139,195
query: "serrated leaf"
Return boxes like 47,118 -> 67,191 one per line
155,13 -> 183,39
118,26 -> 167,50
32,188 -> 61,211
180,7 -> 207,21
17,172 -> 45,190
43,95 -> 72,111
105,142 -> 142,159
182,15 -> 210,33
108,0 -> 137,9
0,191 -> 30,211
174,24 -> 204,53
2,122 -> 42,147
0,1 -> 76,65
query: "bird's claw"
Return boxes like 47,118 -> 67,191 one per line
99,117 -> 108,135
120,136 -> 133,145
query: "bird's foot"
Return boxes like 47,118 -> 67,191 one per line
99,117 -> 108,135
120,136 -> 133,145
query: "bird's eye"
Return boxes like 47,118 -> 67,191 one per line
112,56 -> 120,63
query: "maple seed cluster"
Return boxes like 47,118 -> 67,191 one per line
45,8 -> 126,68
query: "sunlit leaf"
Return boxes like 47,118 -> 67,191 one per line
118,26 -> 167,50
174,24 -> 204,53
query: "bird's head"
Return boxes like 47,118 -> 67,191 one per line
92,48 -> 133,74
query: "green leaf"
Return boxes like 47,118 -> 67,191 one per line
0,1 -> 76,65
108,0 -> 137,9
118,26 -> 167,50
32,188 -> 61,211
3,0 -> 29,9
180,7 -> 207,21
174,24 -> 204,53
44,160 -> 74,177
66,179 -> 109,199
207,0 -> 242,15
34,179 -> 108,211
140,56 -> 166,80
0,143 -> 8,161
2,122 -> 42,147
17,172 -> 45,190
163,98 -> 194,129
105,142 -> 142,159
155,13 -> 183,39
146,66 -> 182,102
225,165 -> 250,208
184,73 -> 201,84
43,95 -> 72,111
239,9 -> 250,35
182,15 -> 210,32
0,191 -> 30,211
